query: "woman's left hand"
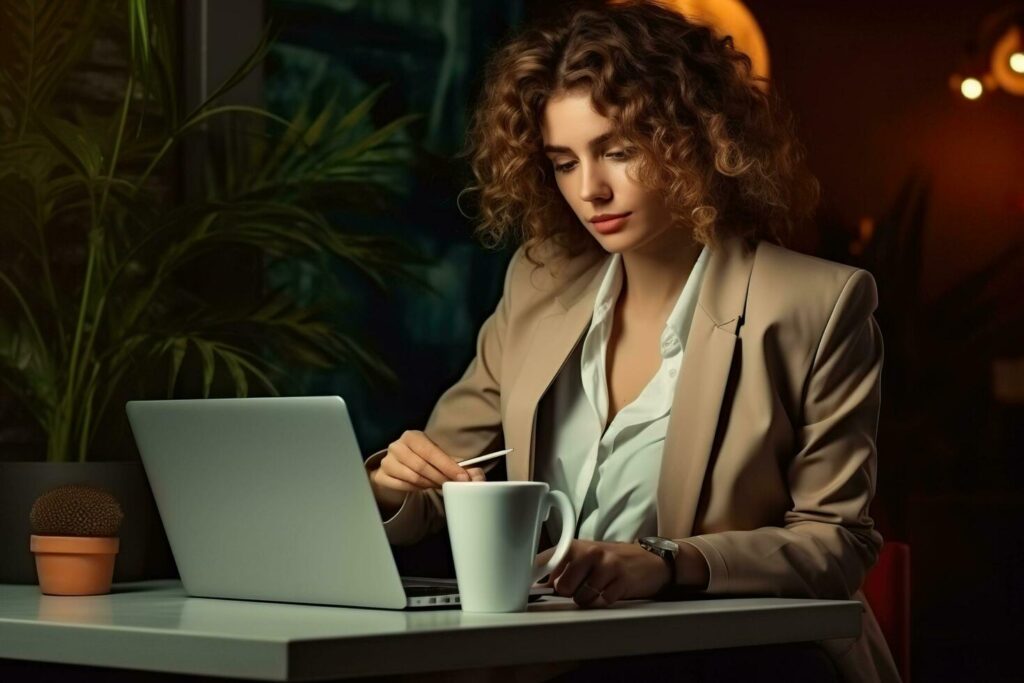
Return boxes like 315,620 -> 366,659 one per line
534,539 -> 671,608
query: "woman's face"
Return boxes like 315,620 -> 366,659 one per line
541,91 -> 676,254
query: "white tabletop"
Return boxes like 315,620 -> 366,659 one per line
0,580 -> 861,681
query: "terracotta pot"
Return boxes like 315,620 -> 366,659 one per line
0,461 -> 176,583
30,535 -> 120,595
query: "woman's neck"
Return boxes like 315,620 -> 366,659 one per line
618,229 -> 702,324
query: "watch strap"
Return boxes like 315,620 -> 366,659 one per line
639,537 -> 678,597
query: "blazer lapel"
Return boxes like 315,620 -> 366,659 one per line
505,253 -> 607,482
657,238 -> 757,539
503,235 -> 757,539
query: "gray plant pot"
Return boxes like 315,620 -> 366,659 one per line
0,461 -> 177,584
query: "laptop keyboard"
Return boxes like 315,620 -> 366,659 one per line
404,585 -> 460,597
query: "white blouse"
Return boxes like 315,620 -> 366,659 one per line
534,246 -> 710,543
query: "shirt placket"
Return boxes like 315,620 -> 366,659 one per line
584,332 -> 682,539
574,310 -> 610,531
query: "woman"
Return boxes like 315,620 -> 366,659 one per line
365,2 -> 898,681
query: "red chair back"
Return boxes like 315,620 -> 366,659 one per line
862,541 -> 911,682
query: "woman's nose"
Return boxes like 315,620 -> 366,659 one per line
578,164 -> 611,203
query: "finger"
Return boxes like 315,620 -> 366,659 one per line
548,542 -> 581,585
379,457 -> 436,490
574,562 -> 618,608
582,558 -> 618,594
545,549 -> 577,587
390,440 -> 453,487
532,549 -> 556,586
597,576 -> 627,607
538,568 -> 560,587
403,431 -> 467,481
534,543 -> 573,586
372,468 -> 421,493
466,467 -> 486,482
554,548 -> 600,598
573,581 -> 605,609
380,452 -> 433,489
534,547 -> 556,567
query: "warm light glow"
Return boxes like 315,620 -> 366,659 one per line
1010,51 -> 1024,74
610,0 -> 771,82
990,27 -> 1024,95
960,77 -> 984,99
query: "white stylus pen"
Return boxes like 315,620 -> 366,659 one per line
457,448 -> 513,468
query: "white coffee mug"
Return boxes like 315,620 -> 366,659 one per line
442,481 -> 575,613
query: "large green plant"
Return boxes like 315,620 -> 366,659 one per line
0,1 -> 427,462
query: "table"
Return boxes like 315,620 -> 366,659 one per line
0,580 -> 861,681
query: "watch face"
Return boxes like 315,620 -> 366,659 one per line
644,537 -> 679,553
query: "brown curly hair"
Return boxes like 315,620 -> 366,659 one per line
457,0 -> 820,264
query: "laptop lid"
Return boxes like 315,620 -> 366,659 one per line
126,396 -> 410,609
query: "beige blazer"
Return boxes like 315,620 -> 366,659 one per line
365,236 -> 900,682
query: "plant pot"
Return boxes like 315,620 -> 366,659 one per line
30,535 -> 120,595
0,461 -> 176,584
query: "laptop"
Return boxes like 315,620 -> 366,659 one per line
125,396 -> 554,609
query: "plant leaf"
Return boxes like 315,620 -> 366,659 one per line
166,336 -> 187,398
31,114 -> 104,179
194,338 -> 216,398
216,347 -> 248,397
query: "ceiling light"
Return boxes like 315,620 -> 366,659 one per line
960,77 -> 985,99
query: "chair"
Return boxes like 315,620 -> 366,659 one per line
862,541 -> 911,682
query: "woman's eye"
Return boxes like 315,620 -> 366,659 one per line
553,149 -> 630,174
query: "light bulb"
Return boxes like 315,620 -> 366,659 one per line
960,77 -> 984,99
1010,51 -> 1024,74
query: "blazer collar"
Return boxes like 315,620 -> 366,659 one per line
553,236 -> 754,326
694,236 -> 756,333
553,248 -> 607,311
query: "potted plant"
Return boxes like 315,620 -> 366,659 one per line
0,1 -> 427,582
29,484 -> 125,595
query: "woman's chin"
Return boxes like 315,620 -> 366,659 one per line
588,228 -> 637,252
589,224 -> 691,256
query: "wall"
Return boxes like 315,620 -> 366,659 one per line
744,0 -> 1024,299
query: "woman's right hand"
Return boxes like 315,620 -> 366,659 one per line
370,430 -> 486,498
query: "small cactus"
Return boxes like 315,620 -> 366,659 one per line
30,484 -> 124,537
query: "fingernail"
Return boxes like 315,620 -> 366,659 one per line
457,473 -> 469,482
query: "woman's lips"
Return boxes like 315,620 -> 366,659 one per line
591,213 -> 631,234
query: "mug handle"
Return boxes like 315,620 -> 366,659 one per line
531,489 -> 575,584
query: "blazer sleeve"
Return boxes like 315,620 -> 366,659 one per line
680,269 -> 885,599
363,247 -> 520,545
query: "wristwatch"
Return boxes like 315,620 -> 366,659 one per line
638,536 -> 679,589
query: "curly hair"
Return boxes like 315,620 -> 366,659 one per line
457,0 -> 820,265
